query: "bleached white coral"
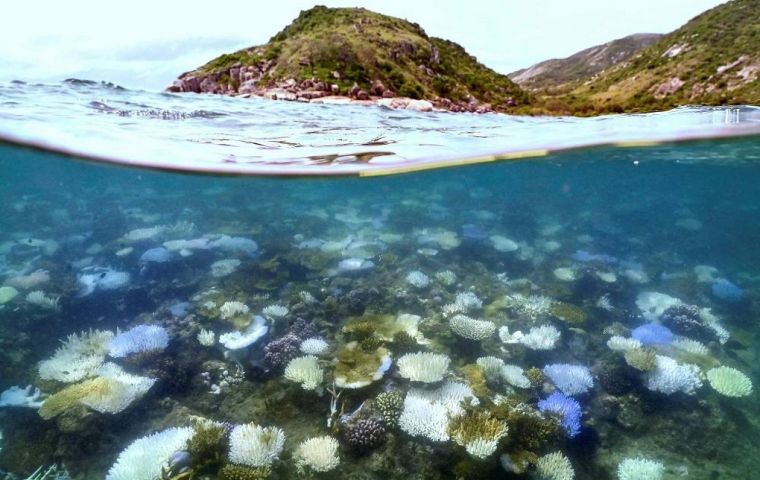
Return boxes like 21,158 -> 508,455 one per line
262,304 -> 289,319
672,338 -> 709,356
197,329 -> 215,347
25,290 -> 60,310
81,363 -> 156,414
228,423 -> 285,467
536,451 -> 574,480
219,301 -> 249,319
434,270 -> 457,286
636,291 -> 681,321
475,357 -> 530,388
0,385 -> 44,408
399,381 -> 478,442
409,380 -> 479,417
617,457 -> 664,480
120,226 -> 165,243
607,336 -> 642,352
210,259 -> 241,278
476,356 -> 505,382
504,293 -> 553,320
645,355 -> 703,395
300,338 -> 329,356
284,356 -> 324,391
501,365 -> 531,389
398,393 -> 450,442
38,329 -> 114,383
706,366 -> 752,397
519,325 -> 560,350
219,316 -> 269,350
294,436 -> 340,473
449,314 -> 495,340
699,308 -> 729,344
397,352 -> 450,383
406,271 -> 430,288
498,326 -> 524,344
105,427 -> 194,480
463,438 -> 500,459
107,325 -> 169,358
443,292 -> 483,316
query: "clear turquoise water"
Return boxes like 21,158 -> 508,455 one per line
0,81 -> 759,480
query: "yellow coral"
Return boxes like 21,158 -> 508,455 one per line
39,377 -> 114,420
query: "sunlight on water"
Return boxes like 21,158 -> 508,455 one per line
0,80 -> 758,175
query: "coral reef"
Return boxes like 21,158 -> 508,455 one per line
343,418 -> 387,451
294,435 -> 340,473
106,427 -> 195,480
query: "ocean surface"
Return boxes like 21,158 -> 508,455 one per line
0,80 -> 759,480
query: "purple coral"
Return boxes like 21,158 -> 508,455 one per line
343,418 -> 387,451
543,364 -> 594,395
631,323 -> 674,346
263,334 -> 301,371
538,392 -> 582,438
288,317 -> 318,340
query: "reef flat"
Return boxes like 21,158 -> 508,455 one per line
0,138 -> 759,480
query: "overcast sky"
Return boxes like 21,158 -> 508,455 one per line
3,0 -> 726,91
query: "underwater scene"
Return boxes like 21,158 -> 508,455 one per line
2,106 -> 760,479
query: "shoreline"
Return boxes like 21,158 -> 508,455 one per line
166,76 -> 498,114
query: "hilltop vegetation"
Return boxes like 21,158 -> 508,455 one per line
169,1 -> 759,115
537,0 -> 759,115
509,34 -> 662,92
170,6 -> 530,112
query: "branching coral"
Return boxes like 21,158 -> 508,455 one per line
449,410 -> 508,459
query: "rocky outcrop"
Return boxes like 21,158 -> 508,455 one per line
166,6 -> 524,113
167,63 -> 495,113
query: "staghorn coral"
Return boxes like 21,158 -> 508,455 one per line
38,329 -> 114,383
449,410 -> 508,459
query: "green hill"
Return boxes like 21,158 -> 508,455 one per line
509,34 -> 662,92
169,6 -> 531,112
545,0 -> 760,115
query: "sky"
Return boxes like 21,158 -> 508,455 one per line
3,0 -> 727,91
